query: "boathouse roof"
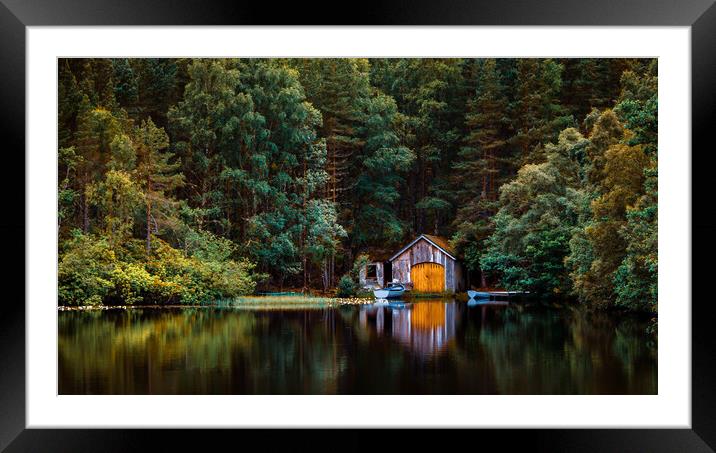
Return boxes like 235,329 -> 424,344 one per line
389,234 -> 457,262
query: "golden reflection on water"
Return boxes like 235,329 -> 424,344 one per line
411,302 -> 446,330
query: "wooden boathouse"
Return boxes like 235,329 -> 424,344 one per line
389,234 -> 464,293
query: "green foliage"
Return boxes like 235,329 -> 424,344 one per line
612,64 -> 658,312
351,253 -> 371,281
169,59 -> 343,287
568,111 -> 650,308
185,228 -> 235,262
371,58 -> 465,236
481,128 -> 587,296
59,61 -> 84,148
58,146 -> 83,230
59,232 -> 257,306
351,91 -> 415,249
336,275 -> 357,297
112,58 -> 139,107
168,59 -> 247,230
58,57 -> 657,315
336,254 -> 370,297
149,238 -> 257,304
135,118 -> 184,252
510,59 -> 573,165
304,199 -> 347,265
85,169 -> 143,245
559,65 -> 657,315
615,61 -> 657,155
451,59 -> 509,268
58,232 -> 116,305
133,58 -> 178,125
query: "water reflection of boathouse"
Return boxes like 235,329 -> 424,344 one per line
359,302 -> 457,358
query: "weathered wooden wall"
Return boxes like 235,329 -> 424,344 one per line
453,262 -> 464,292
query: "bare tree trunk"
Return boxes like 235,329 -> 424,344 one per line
146,175 -> 152,254
330,253 -> 335,289
82,191 -> 89,233
303,255 -> 308,292
199,179 -> 207,229
419,158 -> 426,232
482,148 -> 488,199
146,199 -> 152,254
302,161 -> 307,292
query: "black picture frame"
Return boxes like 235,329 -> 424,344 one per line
2,0 -> 714,450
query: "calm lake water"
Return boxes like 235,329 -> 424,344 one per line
58,299 -> 657,394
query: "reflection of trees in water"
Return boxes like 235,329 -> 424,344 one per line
253,308 -> 349,394
59,308 -> 351,394
60,309 -> 259,393
475,306 -> 657,394
59,303 -> 657,395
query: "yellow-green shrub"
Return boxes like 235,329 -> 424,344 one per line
58,232 -> 257,306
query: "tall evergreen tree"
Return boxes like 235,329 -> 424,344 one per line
168,59 -> 250,233
481,128 -> 588,295
451,59 -> 509,280
510,59 -> 572,165
294,58 -> 373,284
350,91 -> 415,250
371,58 -> 465,236
134,118 -> 184,253
73,102 -> 122,233
236,60 -> 342,287
58,60 -> 84,149
613,61 -> 658,311
567,110 -> 649,307
134,58 -> 179,127
112,58 -> 139,109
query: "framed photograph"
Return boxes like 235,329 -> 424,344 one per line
4,0 -> 715,450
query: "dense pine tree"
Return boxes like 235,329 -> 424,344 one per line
510,59 -> 573,165
451,59 -> 508,280
134,118 -> 184,253
481,128 -> 588,295
351,91 -> 415,251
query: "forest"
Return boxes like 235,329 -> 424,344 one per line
57,58 -> 657,316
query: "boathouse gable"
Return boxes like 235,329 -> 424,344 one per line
389,234 -> 463,293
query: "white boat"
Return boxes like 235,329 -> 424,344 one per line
373,283 -> 406,299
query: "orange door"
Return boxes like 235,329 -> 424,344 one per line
411,262 -> 445,292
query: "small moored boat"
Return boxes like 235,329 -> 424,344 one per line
467,290 -> 530,301
374,283 -> 406,299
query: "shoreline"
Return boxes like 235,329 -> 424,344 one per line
57,295 -> 376,311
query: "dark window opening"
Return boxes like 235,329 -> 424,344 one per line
366,264 -> 377,279
384,261 -> 392,284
